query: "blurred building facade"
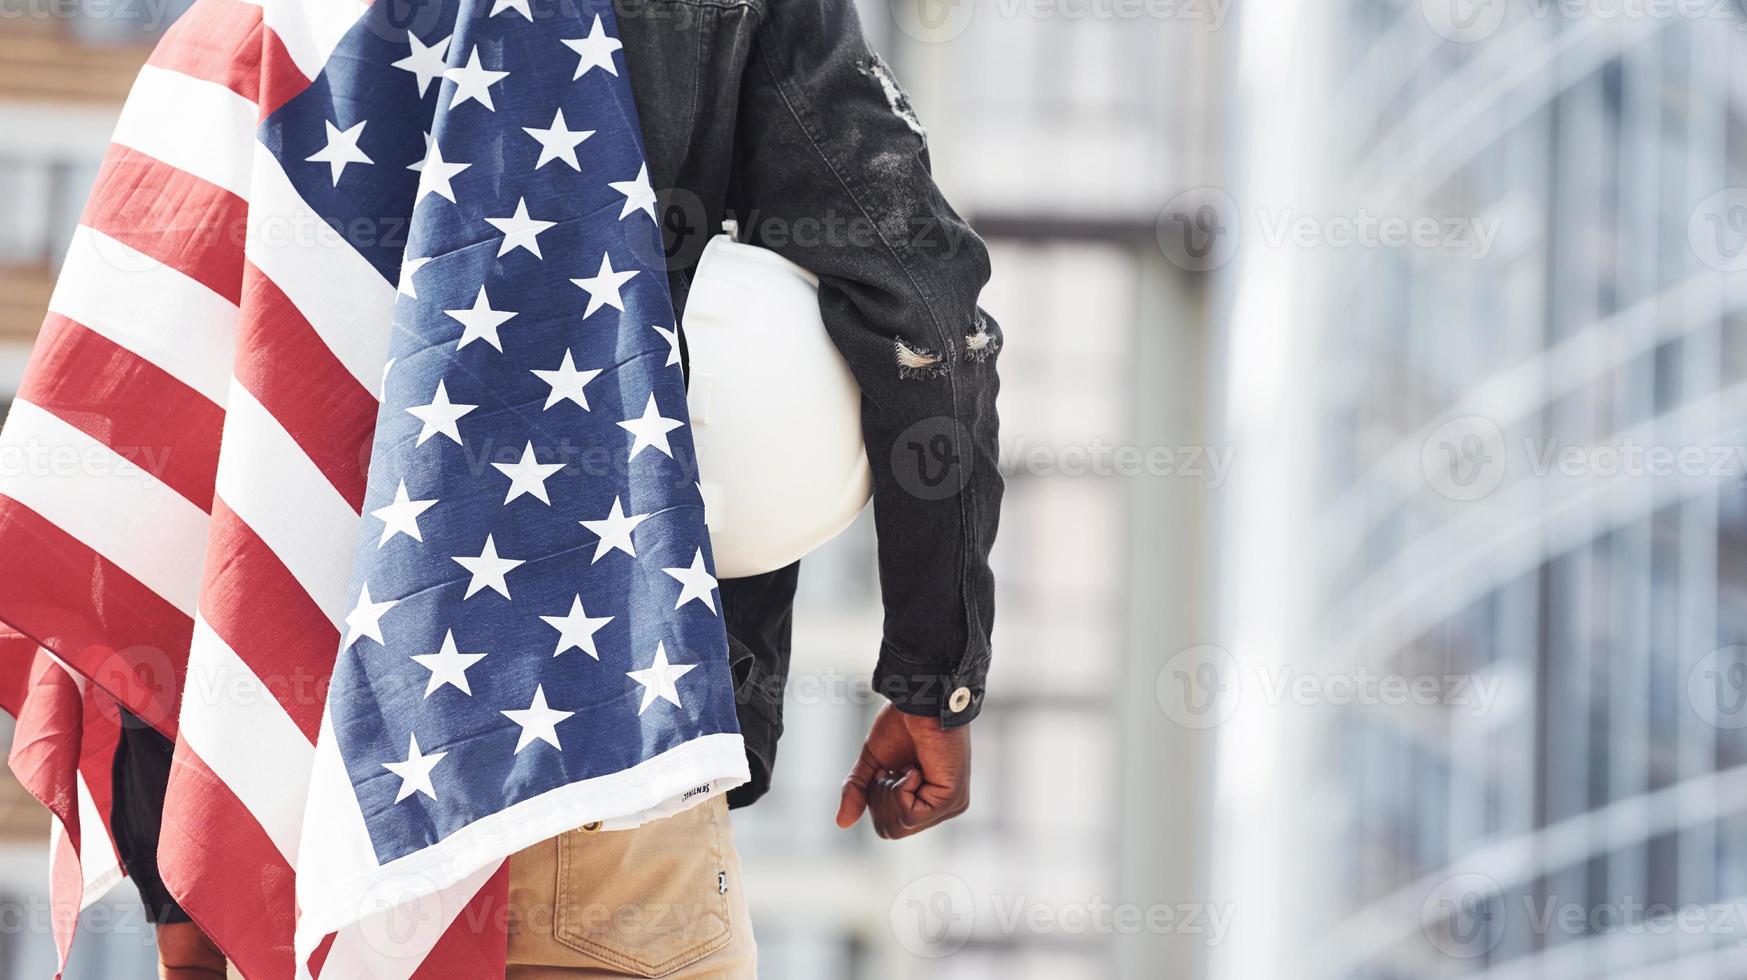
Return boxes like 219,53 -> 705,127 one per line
1214,3 -> 1747,979
0,1 -> 171,372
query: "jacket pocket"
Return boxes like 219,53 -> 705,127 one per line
553,798 -> 734,977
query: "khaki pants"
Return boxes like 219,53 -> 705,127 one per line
506,797 -> 757,979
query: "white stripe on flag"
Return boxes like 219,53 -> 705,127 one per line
213,383 -> 360,627
237,0 -> 367,84
111,65 -> 257,200
179,615 -> 314,864
73,771 -> 124,909
295,714 -> 747,959
0,400 -> 210,615
49,226 -> 239,407
245,142 -> 397,396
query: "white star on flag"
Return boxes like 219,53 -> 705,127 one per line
489,0 -> 532,19
390,31 -> 451,96
407,380 -> 477,446
446,286 -> 518,352
540,596 -> 614,659
307,119 -> 372,185
579,496 -> 650,562
407,131 -> 432,173
571,253 -> 638,318
652,325 -> 680,367
661,548 -> 718,613
531,350 -> 602,410
445,47 -> 509,111
491,442 -> 565,504
486,198 -> 557,258
608,164 -> 658,222
523,109 -> 594,170
502,685 -> 575,753
628,642 -> 697,714
414,139 -> 470,203
561,15 -> 623,78
397,256 -> 430,298
383,735 -> 447,803
617,394 -> 683,460
344,582 -> 397,648
410,630 -> 488,697
454,534 -> 525,599
371,479 -> 437,546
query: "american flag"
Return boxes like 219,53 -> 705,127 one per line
0,0 -> 748,976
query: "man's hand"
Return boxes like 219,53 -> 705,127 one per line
835,703 -> 970,839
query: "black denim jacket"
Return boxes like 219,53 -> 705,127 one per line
615,0 -> 1002,805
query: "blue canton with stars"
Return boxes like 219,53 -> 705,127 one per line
270,0 -> 740,862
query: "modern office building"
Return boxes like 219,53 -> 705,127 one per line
1214,4 -> 1747,979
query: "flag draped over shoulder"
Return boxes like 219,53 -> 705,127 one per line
0,0 -> 747,975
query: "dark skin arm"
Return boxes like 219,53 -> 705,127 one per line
835,704 -> 970,839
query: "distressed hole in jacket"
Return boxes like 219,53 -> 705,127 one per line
860,54 -> 928,143
895,339 -> 949,379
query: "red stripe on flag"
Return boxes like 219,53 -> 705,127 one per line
306,932 -> 338,978
6,651 -> 123,980
18,315 -> 224,512
259,27 -> 312,117
160,746 -> 298,980
148,0 -> 265,104
238,264 -> 377,511
81,146 -> 248,306
408,868 -> 511,980
0,498 -> 191,735
200,500 -> 338,741
0,626 -> 39,715
8,653 -> 84,848
146,0 -> 311,116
